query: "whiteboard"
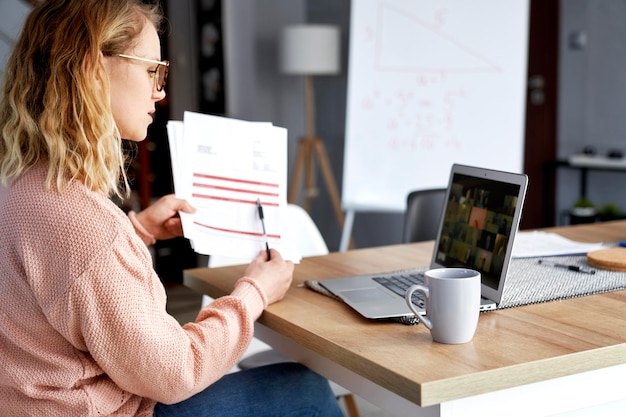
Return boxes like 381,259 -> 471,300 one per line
342,0 -> 530,212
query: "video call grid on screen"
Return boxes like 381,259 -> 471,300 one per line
436,173 -> 520,290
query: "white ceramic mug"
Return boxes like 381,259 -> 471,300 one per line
405,268 -> 481,344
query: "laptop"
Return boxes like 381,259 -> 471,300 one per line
320,164 -> 528,319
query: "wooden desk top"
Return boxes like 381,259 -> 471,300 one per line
184,220 -> 626,407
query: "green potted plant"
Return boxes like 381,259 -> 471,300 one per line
598,203 -> 622,222
570,197 -> 597,224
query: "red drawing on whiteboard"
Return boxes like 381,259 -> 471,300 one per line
374,1 -> 503,74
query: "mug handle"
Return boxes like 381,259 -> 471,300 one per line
405,284 -> 432,330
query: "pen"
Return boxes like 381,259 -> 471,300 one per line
256,198 -> 271,260
538,259 -> 595,275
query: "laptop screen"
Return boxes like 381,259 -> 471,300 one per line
434,170 -> 523,291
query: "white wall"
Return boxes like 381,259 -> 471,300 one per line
557,0 -> 626,223
222,0 -> 306,178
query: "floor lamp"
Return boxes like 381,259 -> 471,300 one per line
280,24 -> 345,228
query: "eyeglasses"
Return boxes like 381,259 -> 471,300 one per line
117,54 -> 169,91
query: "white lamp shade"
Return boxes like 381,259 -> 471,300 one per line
279,24 -> 340,75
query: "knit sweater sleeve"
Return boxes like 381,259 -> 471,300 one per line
50,221 -> 266,405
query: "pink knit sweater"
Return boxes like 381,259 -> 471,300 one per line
0,165 -> 267,416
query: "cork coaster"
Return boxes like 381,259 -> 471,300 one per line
587,248 -> 626,272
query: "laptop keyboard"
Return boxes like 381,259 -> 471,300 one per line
373,273 -> 426,309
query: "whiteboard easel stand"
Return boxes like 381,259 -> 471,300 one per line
339,209 -> 355,252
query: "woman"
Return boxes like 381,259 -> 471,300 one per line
0,1 -> 343,416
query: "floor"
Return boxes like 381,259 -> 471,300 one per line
165,283 -> 394,417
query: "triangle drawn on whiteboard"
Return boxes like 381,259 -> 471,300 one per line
374,3 -> 502,74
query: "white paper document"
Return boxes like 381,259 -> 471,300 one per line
167,111 -> 300,263
512,231 -> 605,258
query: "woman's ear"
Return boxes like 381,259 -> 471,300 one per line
85,51 -> 107,88
84,51 -> 105,69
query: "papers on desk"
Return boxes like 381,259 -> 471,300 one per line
167,111 -> 301,263
512,231 -> 605,258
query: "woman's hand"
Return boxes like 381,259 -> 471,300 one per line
135,194 -> 196,241
244,249 -> 294,305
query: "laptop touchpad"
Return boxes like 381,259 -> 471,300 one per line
339,288 -> 396,304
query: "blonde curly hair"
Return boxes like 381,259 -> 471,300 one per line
0,0 -> 164,197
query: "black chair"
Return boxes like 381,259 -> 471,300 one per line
403,188 -> 447,243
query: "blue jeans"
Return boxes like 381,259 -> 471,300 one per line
153,362 -> 344,417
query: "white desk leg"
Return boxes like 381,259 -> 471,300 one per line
339,209 -> 355,252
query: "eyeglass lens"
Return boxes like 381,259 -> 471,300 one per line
156,64 -> 168,91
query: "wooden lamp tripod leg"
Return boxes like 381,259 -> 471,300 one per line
303,139 -> 318,212
288,75 -> 348,234
288,138 -> 310,205
288,136 -> 345,229
311,138 -> 345,228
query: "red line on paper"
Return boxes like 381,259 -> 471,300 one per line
192,183 -> 279,198
191,194 -> 280,206
194,221 -> 281,239
193,173 -> 279,188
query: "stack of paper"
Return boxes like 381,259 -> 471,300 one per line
167,111 -> 300,263
512,231 -> 605,258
